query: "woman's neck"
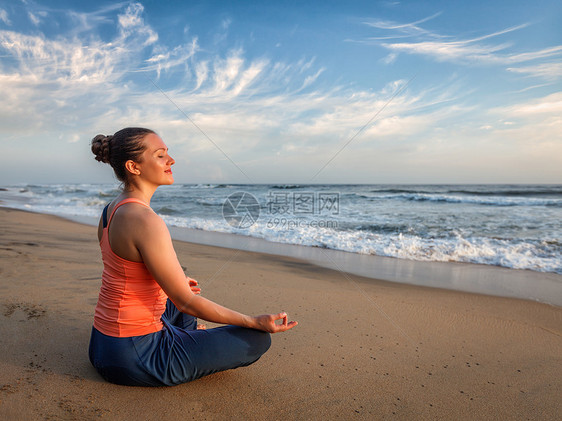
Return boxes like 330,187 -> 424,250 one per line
121,182 -> 158,205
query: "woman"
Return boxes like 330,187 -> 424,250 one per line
89,127 -> 297,386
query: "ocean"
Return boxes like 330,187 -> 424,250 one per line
1,183 -> 561,275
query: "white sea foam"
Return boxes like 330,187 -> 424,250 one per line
157,214 -> 561,274
1,183 -> 561,275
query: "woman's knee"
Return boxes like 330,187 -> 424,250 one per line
248,329 -> 272,358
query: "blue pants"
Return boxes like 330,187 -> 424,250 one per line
88,299 -> 271,386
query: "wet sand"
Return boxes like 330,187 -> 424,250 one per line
0,207 -> 561,420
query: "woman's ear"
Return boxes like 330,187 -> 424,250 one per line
125,160 -> 141,176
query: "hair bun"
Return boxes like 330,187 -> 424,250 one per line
91,134 -> 113,163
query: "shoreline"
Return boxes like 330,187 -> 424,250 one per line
169,226 -> 562,307
1,206 -> 561,419
12,206 -> 562,306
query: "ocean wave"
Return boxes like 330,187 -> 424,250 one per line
374,193 -> 562,207
154,206 -> 180,215
270,184 -> 303,189
355,223 -> 416,235
3,183 -> 560,275
369,185 -> 562,197
374,233 -> 561,273
370,188 -> 436,195
5,206 -> 561,274
447,187 -> 562,197
98,189 -> 121,198
195,197 -> 225,206
158,214 -> 562,275
268,227 -> 562,274
184,183 -> 233,189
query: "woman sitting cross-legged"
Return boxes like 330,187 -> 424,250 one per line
88,127 -> 297,387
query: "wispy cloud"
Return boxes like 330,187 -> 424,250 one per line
146,38 -> 199,77
482,92 -> 562,175
379,24 -> 535,65
364,16 -> 562,81
363,12 -> 443,38
118,3 -> 157,45
380,52 -> 397,64
0,2 -> 167,138
507,62 -> 562,80
381,38 -> 511,64
492,91 -> 562,116
0,8 -> 10,25
0,1 -> 472,174
28,11 -> 40,25
1,2 -> 559,183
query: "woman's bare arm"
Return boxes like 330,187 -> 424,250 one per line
131,208 -> 297,333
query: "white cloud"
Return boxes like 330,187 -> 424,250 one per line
66,3 -> 124,37
381,39 -> 512,64
221,18 -> 232,31
363,12 -> 443,38
507,61 -> 562,80
194,60 -> 209,90
0,2 -> 559,184
0,8 -> 10,25
492,91 -> 562,116
231,58 -> 268,95
0,3 -> 169,141
212,51 -> 244,93
299,68 -> 324,91
213,17 -> 231,45
368,18 -> 562,80
118,2 -> 144,28
28,11 -> 40,25
0,29 -> 118,85
118,2 -> 157,46
504,45 -> 562,63
472,93 -> 562,176
146,38 -> 199,77
380,52 -> 397,64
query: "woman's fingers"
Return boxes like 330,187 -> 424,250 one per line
285,320 -> 298,330
275,312 -> 287,325
187,277 -> 201,294
277,320 -> 298,332
271,312 -> 297,332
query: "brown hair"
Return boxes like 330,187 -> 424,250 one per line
91,127 -> 155,185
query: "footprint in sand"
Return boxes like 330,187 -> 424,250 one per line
3,302 -> 46,319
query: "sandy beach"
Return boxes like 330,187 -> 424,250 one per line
0,207 -> 561,420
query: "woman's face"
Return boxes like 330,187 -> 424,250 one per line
135,133 -> 175,186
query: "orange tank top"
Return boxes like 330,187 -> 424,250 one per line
93,198 -> 167,337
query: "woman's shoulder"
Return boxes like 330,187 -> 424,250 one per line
116,200 -> 158,222
110,201 -> 169,250
109,199 -> 162,231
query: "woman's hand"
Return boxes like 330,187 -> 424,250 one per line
187,277 -> 201,295
129,208 -> 294,333
252,312 -> 298,333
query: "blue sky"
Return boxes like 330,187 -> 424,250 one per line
0,0 -> 561,184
